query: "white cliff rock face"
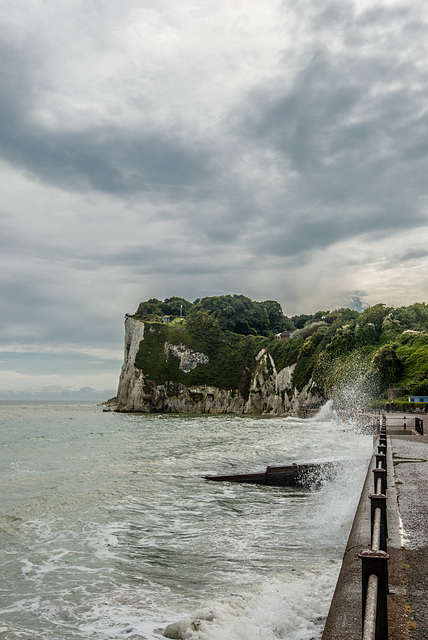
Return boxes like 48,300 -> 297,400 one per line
116,316 -> 146,411
116,317 -> 322,414
164,342 -> 209,373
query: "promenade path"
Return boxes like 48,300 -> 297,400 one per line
387,412 -> 428,639
322,412 -> 428,640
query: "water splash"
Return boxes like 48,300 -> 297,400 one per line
322,351 -> 381,427
310,400 -> 336,422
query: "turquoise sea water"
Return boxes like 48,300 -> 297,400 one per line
0,401 -> 373,640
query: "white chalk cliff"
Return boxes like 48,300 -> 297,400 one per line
116,316 -> 321,414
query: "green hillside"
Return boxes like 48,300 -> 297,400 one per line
132,296 -> 428,408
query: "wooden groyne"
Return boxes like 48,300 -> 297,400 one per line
204,462 -> 336,488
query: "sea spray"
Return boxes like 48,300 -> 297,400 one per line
322,350 -> 381,424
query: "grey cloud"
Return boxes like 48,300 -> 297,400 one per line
249,201 -> 425,258
0,387 -> 116,401
240,54 -> 426,201
0,276 -> 56,336
345,292 -> 369,312
0,40 -> 213,196
2,123 -> 213,197
0,266 -> 123,349
380,248 -> 428,273
228,11 -> 428,255
399,249 -> 428,262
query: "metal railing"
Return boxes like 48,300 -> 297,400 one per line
358,427 -> 389,640
380,414 -> 424,435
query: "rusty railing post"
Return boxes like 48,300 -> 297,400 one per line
359,550 -> 389,640
375,452 -> 386,471
377,443 -> 386,456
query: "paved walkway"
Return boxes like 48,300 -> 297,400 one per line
382,410 -> 426,437
322,413 -> 428,640
388,419 -> 428,640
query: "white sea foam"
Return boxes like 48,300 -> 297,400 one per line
89,521 -> 127,560
162,567 -> 341,640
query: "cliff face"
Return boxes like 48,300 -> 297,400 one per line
116,317 -> 146,411
116,317 -> 322,414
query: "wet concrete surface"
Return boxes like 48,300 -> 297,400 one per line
390,434 -> 428,639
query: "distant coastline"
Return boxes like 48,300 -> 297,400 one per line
0,389 -> 116,402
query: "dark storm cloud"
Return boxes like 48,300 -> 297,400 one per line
0,39 -> 212,196
2,1 -> 427,257
230,2 -> 428,257
238,55 -> 427,210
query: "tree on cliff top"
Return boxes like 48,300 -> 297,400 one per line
135,294 -> 293,336
190,294 -> 293,336
135,297 -> 192,319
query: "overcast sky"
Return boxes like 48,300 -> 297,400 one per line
1,0 -> 427,399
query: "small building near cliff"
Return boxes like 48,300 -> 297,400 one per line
388,387 -> 409,400
276,330 -> 294,339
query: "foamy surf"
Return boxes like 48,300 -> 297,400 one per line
162,567 -> 341,640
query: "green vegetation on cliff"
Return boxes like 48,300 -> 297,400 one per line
135,294 -> 294,336
134,310 -> 265,399
132,296 -> 428,403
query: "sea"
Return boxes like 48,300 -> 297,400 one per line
0,401 -> 374,640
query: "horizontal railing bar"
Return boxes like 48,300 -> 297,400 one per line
372,507 -> 381,551
376,476 -> 382,494
362,573 -> 378,640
